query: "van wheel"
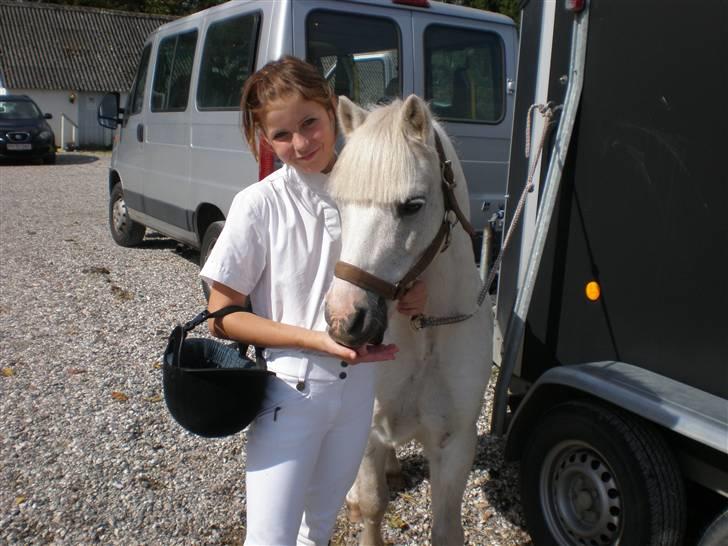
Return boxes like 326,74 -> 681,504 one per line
43,153 -> 56,165
109,184 -> 145,247
520,400 -> 685,546
199,221 -> 224,300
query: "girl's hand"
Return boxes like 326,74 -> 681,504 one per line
315,331 -> 399,365
397,280 -> 427,316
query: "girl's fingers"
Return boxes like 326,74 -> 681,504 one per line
349,344 -> 399,364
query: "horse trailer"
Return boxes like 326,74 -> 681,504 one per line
492,0 -> 727,544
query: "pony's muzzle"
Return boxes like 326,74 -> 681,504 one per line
324,283 -> 387,348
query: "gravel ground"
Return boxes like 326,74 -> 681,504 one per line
0,152 -> 532,545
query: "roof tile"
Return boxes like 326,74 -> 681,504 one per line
0,1 -> 175,92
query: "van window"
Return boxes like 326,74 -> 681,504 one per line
425,25 -> 504,123
127,44 -> 151,117
197,12 -> 260,110
306,10 -> 400,106
152,30 -> 198,112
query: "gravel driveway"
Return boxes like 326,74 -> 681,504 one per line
0,152 -> 531,545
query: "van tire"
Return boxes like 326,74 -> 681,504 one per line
109,184 -> 145,247
520,400 -> 685,546
199,221 -> 224,300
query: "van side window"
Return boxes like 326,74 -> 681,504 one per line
306,10 -> 400,107
197,12 -> 260,110
425,25 -> 504,123
127,44 -> 151,117
152,30 -> 198,112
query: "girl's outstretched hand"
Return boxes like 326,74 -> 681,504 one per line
315,331 -> 398,364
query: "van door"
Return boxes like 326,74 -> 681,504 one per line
188,5 -> 269,224
143,26 -> 199,245
115,43 -> 151,217
413,15 -> 517,231
291,1 -> 412,106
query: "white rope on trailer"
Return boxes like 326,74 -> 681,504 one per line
411,102 -> 561,331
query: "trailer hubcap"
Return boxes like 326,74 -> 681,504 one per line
541,442 -> 622,545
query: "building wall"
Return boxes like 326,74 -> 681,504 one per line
10,88 -> 128,149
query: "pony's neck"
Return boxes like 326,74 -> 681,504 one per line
422,228 -> 481,315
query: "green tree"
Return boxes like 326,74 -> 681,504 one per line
442,0 -> 521,23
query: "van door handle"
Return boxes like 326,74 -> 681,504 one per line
136,123 -> 144,142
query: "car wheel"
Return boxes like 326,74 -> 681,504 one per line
109,184 -> 145,247
43,153 -> 56,165
520,400 -> 685,546
199,220 -> 224,300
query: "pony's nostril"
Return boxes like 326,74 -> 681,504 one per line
348,307 -> 367,336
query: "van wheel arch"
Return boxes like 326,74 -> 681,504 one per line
199,220 -> 225,300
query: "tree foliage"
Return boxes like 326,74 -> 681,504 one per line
34,0 -> 520,19
442,0 -> 521,22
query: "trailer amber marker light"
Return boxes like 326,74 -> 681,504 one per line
585,281 -> 601,301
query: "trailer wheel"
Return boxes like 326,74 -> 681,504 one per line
698,507 -> 728,546
520,400 -> 685,545
199,221 -> 224,300
109,184 -> 145,247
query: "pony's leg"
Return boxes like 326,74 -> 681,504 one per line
352,434 -> 390,546
424,426 -> 478,546
384,445 -> 405,491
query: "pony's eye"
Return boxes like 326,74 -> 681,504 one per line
397,198 -> 425,217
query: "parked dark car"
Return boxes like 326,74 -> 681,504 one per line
0,95 -> 56,164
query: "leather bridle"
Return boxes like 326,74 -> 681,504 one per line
334,131 -> 475,300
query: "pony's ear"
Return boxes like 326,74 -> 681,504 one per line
400,94 -> 431,143
337,95 -> 368,137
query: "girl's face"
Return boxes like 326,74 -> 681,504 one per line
261,94 -> 336,174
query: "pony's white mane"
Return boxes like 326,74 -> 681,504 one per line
328,100 -> 438,205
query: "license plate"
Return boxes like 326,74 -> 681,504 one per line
7,143 -> 32,150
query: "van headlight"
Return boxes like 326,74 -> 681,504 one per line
38,130 -> 52,141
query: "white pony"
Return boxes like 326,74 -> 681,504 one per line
324,95 -> 493,545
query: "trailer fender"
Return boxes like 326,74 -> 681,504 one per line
504,361 -> 728,462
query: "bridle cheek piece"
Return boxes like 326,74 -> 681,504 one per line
334,132 -> 475,301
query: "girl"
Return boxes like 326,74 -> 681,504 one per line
200,56 -> 426,546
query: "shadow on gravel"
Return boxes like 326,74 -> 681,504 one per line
56,153 -> 101,165
136,232 -> 201,268
0,154 -> 101,166
383,432 -> 528,533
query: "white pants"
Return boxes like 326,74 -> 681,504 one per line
244,360 -> 376,546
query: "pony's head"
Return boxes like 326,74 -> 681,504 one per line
324,95 -> 451,347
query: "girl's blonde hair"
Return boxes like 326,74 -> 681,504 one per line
241,56 -> 335,161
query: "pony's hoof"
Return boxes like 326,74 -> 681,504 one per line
346,500 -> 362,522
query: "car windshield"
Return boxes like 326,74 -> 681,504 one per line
0,100 -> 43,120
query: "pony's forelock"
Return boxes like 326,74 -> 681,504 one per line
329,100 -> 437,205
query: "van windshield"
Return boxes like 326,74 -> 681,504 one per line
0,100 -> 42,120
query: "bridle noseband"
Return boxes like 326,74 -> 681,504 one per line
334,131 -> 475,300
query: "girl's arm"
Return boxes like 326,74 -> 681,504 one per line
207,281 -> 398,364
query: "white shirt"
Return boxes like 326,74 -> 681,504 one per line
200,164 -> 343,379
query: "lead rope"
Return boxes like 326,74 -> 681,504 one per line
411,103 -> 561,331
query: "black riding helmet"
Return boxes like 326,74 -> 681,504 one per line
163,305 -> 274,438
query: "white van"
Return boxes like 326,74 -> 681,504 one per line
98,0 -> 517,269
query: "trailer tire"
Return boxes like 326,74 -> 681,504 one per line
109,184 -> 145,247
520,400 -> 685,546
698,507 -> 728,546
199,221 -> 224,300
